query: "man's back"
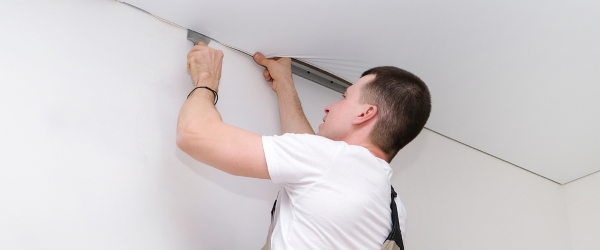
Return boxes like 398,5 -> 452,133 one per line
263,134 -> 405,249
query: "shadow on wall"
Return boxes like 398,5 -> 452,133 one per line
392,129 -> 431,173
175,149 -> 277,201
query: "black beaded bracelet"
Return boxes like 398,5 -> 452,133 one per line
187,86 -> 218,105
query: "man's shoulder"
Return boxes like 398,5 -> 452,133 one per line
277,133 -> 331,140
267,134 -> 384,161
262,133 -> 349,185
268,133 -> 346,146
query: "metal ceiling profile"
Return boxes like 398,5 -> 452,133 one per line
187,29 -> 352,93
117,1 -> 353,93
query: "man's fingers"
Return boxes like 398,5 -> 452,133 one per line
193,42 -> 207,48
253,52 -> 270,67
185,42 -> 224,85
188,43 -> 210,58
263,69 -> 272,82
253,53 -> 294,84
188,46 -> 223,62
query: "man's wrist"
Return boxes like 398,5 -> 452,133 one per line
193,78 -> 219,91
273,77 -> 294,93
187,86 -> 218,105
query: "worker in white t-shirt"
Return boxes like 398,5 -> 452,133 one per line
177,43 -> 431,249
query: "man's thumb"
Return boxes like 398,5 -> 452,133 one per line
253,52 -> 269,67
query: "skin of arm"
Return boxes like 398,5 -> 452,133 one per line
253,53 -> 315,135
177,43 -> 270,179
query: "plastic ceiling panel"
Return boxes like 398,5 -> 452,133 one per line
121,0 -> 600,184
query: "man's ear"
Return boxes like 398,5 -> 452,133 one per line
353,105 -> 377,125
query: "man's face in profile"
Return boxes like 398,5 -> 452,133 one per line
317,74 -> 375,141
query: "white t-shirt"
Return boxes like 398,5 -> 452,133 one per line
262,133 -> 407,250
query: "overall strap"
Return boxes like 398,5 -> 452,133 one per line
270,199 -> 277,218
261,198 -> 278,250
383,186 -> 404,250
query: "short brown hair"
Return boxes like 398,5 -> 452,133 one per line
360,66 -> 431,160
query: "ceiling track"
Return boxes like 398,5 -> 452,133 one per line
118,0 -> 352,93
187,28 -> 352,93
290,58 -> 351,93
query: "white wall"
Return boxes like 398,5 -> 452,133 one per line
0,0 -> 584,249
391,130 -> 572,250
564,172 -> 600,250
0,0 -> 283,249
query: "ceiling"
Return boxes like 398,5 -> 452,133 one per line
121,0 -> 600,184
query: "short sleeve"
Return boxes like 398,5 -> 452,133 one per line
262,133 -> 344,186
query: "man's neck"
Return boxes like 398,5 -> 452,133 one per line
343,137 -> 389,162
361,143 -> 389,162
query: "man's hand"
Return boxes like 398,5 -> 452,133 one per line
187,43 -> 224,90
253,52 -> 293,92
178,44 -> 269,179
253,52 -> 314,135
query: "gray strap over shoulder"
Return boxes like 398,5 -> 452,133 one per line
381,186 -> 404,250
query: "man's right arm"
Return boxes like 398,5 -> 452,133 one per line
254,53 -> 315,135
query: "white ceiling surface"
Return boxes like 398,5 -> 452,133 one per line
122,0 -> 600,184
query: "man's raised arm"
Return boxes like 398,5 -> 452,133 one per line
253,53 -> 315,135
177,44 -> 269,179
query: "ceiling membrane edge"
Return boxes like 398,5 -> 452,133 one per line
117,0 -> 597,185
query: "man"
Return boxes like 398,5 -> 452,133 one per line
177,43 -> 431,249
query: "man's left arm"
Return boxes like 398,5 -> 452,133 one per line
176,43 -> 270,179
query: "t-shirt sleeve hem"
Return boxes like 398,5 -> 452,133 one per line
262,136 -> 282,184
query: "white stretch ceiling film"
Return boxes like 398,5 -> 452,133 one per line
122,0 -> 600,184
